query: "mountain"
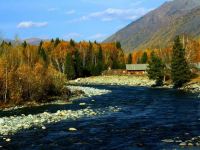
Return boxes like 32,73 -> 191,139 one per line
104,0 -> 200,52
25,38 -> 43,45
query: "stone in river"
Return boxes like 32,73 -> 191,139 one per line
79,103 -> 86,106
5,138 -> 11,142
68,128 -> 77,131
188,143 -> 193,146
179,142 -> 186,146
162,139 -> 174,143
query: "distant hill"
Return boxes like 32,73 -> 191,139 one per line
25,38 -> 43,45
2,38 -> 44,45
104,0 -> 200,52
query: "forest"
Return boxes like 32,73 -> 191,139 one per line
0,39 -> 125,105
127,35 -> 200,65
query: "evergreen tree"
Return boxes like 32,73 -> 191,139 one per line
147,52 -> 165,86
116,41 -> 121,49
84,41 -> 93,74
171,36 -> 191,88
70,39 -> 75,47
141,52 -> 148,63
96,46 -> 104,75
50,39 -> 54,43
22,41 -> 27,48
128,53 -> 132,64
54,38 -> 60,47
65,53 -> 75,80
74,50 -> 83,77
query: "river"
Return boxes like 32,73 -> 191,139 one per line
0,85 -> 200,150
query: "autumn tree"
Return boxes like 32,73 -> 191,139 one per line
171,36 -> 191,88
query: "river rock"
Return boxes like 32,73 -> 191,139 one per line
5,138 -> 11,142
162,139 -> 174,143
79,103 -> 86,106
68,128 -> 77,131
179,142 -> 186,146
0,118 -> 4,124
187,143 -> 193,146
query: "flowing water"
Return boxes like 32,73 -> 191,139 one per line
0,85 -> 200,150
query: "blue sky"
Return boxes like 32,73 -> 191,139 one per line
0,0 -> 167,41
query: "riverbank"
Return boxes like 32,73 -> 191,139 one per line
69,75 -> 200,95
0,86 -> 113,136
70,75 -> 156,87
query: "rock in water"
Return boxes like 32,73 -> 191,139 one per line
188,143 -> 193,146
79,103 -> 86,106
5,138 -> 11,142
162,139 -> 174,143
68,128 -> 77,131
179,142 -> 186,146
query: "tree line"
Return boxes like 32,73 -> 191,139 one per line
0,39 -> 125,105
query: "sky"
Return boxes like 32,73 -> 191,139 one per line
0,0 -> 167,41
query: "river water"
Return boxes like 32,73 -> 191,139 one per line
0,85 -> 200,150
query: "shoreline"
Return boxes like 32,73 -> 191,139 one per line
69,75 -> 200,95
0,86 -> 113,136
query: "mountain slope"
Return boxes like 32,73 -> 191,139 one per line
105,0 -> 200,51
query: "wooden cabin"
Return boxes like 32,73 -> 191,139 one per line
126,64 -> 148,74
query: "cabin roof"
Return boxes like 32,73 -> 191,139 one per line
126,64 -> 148,71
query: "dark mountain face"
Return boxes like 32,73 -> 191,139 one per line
104,0 -> 200,52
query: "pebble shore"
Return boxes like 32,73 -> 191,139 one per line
0,86 -> 114,136
70,75 -> 155,87
70,75 -> 200,95
0,106 -> 121,136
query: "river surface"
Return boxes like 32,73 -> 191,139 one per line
0,85 -> 200,150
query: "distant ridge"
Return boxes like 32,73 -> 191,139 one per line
104,0 -> 200,52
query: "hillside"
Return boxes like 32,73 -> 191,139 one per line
104,0 -> 200,51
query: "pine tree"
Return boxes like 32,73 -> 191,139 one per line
141,52 -> 148,64
54,38 -> 60,47
128,53 -> 132,64
70,39 -> 75,47
96,46 -> 104,75
116,41 -> 121,49
65,53 -> 75,80
171,36 -> 191,88
147,52 -> 165,86
22,41 -> 27,48
74,50 -> 83,77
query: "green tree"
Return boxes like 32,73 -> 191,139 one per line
116,41 -> 121,49
147,52 -> 165,86
128,53 -> 132,64
74,50 -> 83,77
70,39 -> 75,47
171,36 -> 191,88
54,38 -> 60,47
22,41 -> 27,48
141,52 -> 148,64
96,46 -> 104,75
65,53 -> 75,80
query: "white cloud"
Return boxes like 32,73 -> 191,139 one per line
64,32 -> 82,39
65,10 -> 76,15
72,7 -> 153,22
88,33 -> 108,41
17,21 -> 48,29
